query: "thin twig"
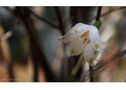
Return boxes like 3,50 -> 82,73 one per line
14,7 -> 55,82
101,7 -> 125,18
3,7 -> 56,29
54,7 -> 65,35
80,50 -> 126,81
94,50 -> 126,71
92,7 -> 126,20
26,8 -> 60,30
54,7 -> 66,81
96,6 -> 102,21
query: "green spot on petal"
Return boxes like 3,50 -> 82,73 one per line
88,58 -> 94,65
70,48 -> 75,55
74,29 -> 79,33
95,43 -> 100,49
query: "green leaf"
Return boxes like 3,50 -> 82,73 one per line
93,20 -> 102,29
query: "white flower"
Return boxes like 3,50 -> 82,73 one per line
59,23 -> 104,64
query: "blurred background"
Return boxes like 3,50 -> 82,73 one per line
0,7 -> 126,82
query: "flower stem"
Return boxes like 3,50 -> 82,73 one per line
69,53 -> 84,80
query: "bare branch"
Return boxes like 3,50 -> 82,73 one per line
14,7 -> 56,82
92,7 -> 126,20
54,7 -> 65,35
26,8 -> 60,30
96,6 -> 102,21
80,50 -> 126,81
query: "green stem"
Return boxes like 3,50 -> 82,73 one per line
69,53 -> 84,80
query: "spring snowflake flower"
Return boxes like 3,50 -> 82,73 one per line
59,23 -> 103,65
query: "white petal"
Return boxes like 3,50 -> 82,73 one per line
66,33 -> 84,56
84,43 -> 94,62
70,23 -> 96,37
64,23 -> 90,56
59,23 -> 104,57
88,26 -> 103,50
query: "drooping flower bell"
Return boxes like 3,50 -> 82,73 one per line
59,23 -> 104,65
